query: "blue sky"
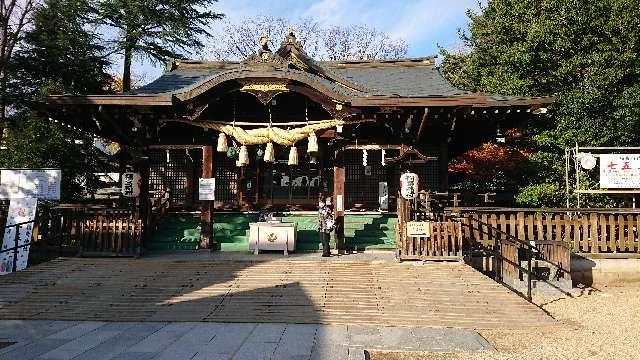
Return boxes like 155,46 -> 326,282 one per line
121,0 -> 480,84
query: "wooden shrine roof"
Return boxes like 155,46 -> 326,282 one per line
46,30 -> 554,109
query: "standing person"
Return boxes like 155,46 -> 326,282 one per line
317,196 -> 335,257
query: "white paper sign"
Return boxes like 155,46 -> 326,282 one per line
379,182 -> 388,211
199,178 -> 216,201
121,172 -> 141,197
336,194 -> 343,212
1,198 -> 37,275
0,169 -> 61,200
600,154 -> 640,189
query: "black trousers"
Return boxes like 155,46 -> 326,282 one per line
320,231 -> 331,256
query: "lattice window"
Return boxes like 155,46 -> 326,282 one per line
214,153 -> 238,205
149,150 -> 194,207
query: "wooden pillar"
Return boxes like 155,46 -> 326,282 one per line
200,145 -> 217,250
138,154 -> 150,257
333,146 -> 345,252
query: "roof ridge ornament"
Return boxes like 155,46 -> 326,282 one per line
242,35 -> 290,69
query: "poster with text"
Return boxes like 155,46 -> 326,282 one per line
0,169 -> 61,200
1,198 -> 37,275
600,154 -> 640,189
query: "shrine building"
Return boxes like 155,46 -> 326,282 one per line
41,30 -> 553,252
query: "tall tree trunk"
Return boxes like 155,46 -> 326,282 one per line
122,45 -> 132,92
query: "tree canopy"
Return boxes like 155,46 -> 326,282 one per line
91,0 -> 223,91
440,0 -> 640,206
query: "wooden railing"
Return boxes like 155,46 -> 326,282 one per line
37,205 -> 142,257
453,208 -> 640,254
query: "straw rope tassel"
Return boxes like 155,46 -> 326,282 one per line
238,145 -> 249,166
216,133 -> 228,152
264,142 -> 275,163
288,146 -> 298,166
307,131 -> 318,153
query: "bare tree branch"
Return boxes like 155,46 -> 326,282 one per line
203,16 -> 408,62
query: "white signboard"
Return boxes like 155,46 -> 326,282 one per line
1,198 -> 37,275
378,182 -> 388,211
407,221 -> 431,237
121,172 -> 141,197
600,154 -> 640,189
0,169 -> 61,200
336,194 -> 344,212
199,178 -> 216,201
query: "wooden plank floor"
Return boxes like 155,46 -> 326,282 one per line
0,258 -> 557,329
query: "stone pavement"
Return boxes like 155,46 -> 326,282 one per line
0,320 -> 494,360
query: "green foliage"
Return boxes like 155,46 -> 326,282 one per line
515,183 -> 565,208
10,0 -> 112,101
441,0 -> 640,207
2,0 -> 112,201
0,113 -> 97,201
90,0 -> 223,90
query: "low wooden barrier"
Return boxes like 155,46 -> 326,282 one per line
454,208 -> 640,254
396,195 -> 463,260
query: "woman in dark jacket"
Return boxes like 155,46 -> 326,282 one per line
317,196 -> 334,257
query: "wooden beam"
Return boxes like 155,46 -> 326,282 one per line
417,107 -> 429,139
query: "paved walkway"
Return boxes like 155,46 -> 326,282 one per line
0,257 -> 556,329
0,320 -> 494,360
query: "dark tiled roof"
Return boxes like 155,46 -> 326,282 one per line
129,58 -> 463,99
322,64 -> 467,97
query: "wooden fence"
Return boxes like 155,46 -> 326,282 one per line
39,205 -> 143,257
455,208 -> 640,254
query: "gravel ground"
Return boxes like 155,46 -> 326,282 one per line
370,283 -> 640,360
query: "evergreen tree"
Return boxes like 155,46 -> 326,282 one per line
440,0 -> 640,207
11,0 -> 113,100
90,0 -> 223,91
2,0 -> 110,201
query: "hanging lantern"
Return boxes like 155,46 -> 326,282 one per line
288,146 -> 299,166
238,145 -> 249,166
307,132 -> 318,153
217,133 -> 228,152
400,172 -> 419,200
264,142 -> 275,163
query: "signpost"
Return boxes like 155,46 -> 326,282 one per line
0,169 -> 58,275
600,154 -> 640,189
406,221 -> 430,237
0,169 -> 61,200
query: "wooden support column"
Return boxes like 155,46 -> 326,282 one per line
200,145 -> 217,250
137,154 -> 150,257
333,146 -> 345,252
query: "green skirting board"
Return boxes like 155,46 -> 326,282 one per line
145,212 -> 397,252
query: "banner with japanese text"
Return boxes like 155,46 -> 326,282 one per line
600,154 -> 640,189
1,198 -> 37,275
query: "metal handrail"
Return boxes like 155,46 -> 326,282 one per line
451,214 -> 573,302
